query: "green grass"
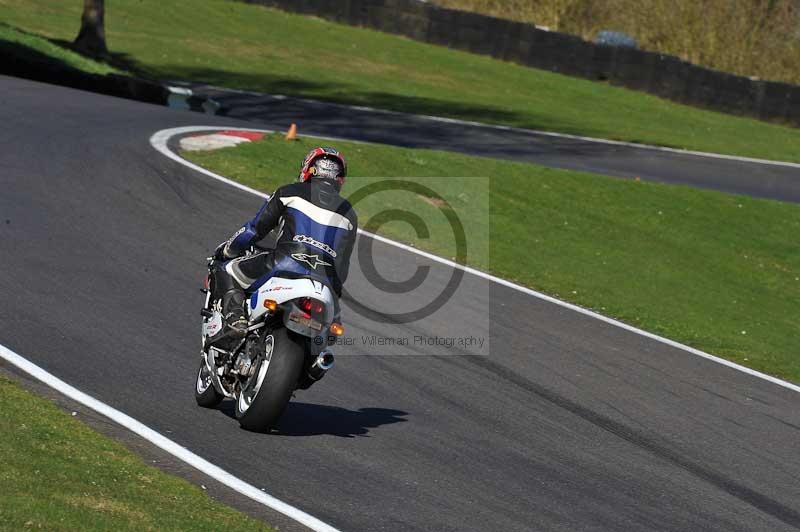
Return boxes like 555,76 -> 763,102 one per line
0,23 -> 120,75
1,1 -> 800,162
183,134 -> 800,382
0,376 -> 272,531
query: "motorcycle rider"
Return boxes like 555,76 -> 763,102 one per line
208,147 -> 358,349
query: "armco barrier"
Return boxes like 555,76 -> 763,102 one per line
241,0 -> 799,126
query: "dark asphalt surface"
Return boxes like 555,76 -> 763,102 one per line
187,83 -> 800,203
2,76 -> 799,531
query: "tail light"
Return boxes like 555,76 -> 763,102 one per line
287,297 -> 326,333
298,297 -> 325,316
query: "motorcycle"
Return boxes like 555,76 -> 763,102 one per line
194,248 -> 341,431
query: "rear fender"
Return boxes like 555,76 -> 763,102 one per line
249,276 -> 336,330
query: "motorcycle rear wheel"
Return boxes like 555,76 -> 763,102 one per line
235,327 -> 303,431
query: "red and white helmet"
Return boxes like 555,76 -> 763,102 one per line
298,147 -> 347,189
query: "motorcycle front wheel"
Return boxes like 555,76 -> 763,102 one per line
195,354 -> 224,408
235,327 -> 303,432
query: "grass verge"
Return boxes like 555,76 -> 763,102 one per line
183,134 -> 800,382
0,23 -> 120,75
0,375 -> 272,531
1,0 -> 800,162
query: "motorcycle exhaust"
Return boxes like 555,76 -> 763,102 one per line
307,350 -> 335,382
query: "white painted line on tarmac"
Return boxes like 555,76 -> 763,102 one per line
151,125 -> 800,395
0,342 -> 342,532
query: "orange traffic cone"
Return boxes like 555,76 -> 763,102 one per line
285,123 -> 298,141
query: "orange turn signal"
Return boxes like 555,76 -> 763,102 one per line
263,299 -> 278,312
329,323 -> 344,336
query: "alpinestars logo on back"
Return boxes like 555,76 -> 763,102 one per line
291,253 -> 332,270
293,234 -> 337,257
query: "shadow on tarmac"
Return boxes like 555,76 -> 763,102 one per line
218,400 -> 408,437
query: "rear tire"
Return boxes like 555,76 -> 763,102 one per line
235,328 -> 303,432
195,355 -> 223,408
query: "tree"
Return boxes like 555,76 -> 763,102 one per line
73,0 -> 107,57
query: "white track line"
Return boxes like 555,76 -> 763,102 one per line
152,125 -> 800,394
190,85 -> 800,169
0,343 -> 340,532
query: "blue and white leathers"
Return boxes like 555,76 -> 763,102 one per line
221,180 -> 358,297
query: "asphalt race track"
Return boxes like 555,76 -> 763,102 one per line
2,76 -> 800,531
188,83 -> 800,203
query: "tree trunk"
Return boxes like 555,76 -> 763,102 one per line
73,0 -> 107,57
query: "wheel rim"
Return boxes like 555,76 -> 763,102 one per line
196,357 -> 213,394
238,335 -> 274,414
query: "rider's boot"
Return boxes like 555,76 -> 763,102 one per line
208,269 -> 248,350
